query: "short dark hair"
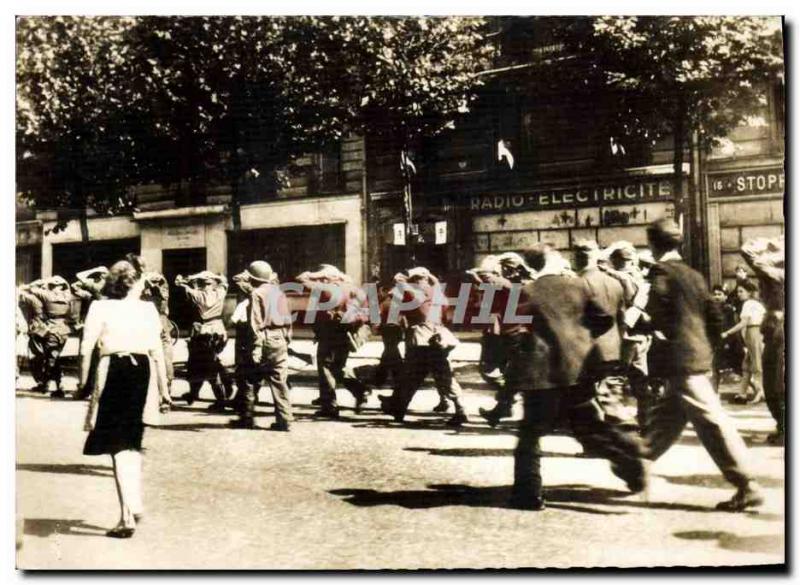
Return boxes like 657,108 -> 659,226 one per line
523,243 -> 550,272
736,279 -> 758,295
712,284 -> 725,294
104,259 -> 142,299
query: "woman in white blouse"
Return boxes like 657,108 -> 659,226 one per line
81,257 -> 172,538
722,279 -> 766,405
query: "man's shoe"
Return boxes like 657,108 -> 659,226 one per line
354,391 -> 369,414
207,402 -> 227,412
715,483 -> 765,512
509,494 -> 546,511
32,384 -> 48,394
311,397 -> 321,406
479,407 -> 501,428
106,526 -> 135,539
50,389 -> 66,400
269,422 -> 291,432
767,431 -> 784,445
432,399 -> 450,413
228,418 -> 255,429
312,408 -> 340,419
181,393 -> 195,406
445,412 -> 468,427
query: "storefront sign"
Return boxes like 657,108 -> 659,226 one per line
708,167 -> 785,199
163,223 -> 204,248
469,177 -> 674,215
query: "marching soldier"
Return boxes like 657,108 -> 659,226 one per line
18,276 -> 75,397
601,242 -> 656,430
297,264 -> 370,419
472,252 -> 537,427
176,270 -> 230,411
142,271 -> 175,401
228,268 -> 261,428
71,266 -> 109,400
379,266 -> 468,427
232,261 -> 294,430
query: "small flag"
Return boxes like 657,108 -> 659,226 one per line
393,223 -> 406,246
497,139 -> 515,169
435,221 -> 447,245
400,151 -> 417,175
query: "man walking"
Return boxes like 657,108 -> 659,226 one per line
507,244 -> 646,510
574,239 -> 631,426
297,264 -> 370,418
740,236 -> 785,444
176,271 -> 229,411
642,218 -> 763,511
234,261 -> 294,431
19,276 -> 75,397
379,266 -> 468,427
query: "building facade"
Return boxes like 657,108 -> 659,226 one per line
16,18 -> 784,295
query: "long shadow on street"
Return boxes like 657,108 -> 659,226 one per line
330,483 -> 723,515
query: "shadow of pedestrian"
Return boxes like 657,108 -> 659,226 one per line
16,463 -> 113,477
674,530 -> 785,556
24,518 -> 107,538
658,473 -> 784,489
330,483 -> 632,515
678,430 -> 776,449
404,447 -> 587,459
153,422 -> 243,432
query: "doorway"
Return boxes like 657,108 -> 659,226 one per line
162,248 -> 207,330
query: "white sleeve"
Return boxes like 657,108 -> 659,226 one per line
145,303 -> 164,353
80,302 -> 103,356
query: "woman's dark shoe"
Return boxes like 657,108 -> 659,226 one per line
181,392 -> 195,406
106,526 -> 135,538
479,407 -> 501,428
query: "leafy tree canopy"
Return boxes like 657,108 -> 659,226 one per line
16,16 -> 492,220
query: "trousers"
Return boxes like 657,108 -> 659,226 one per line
317,339 -> 368,409
513,385 -> 645,499
393,345 -> 464,414
762,315 -> 785,433
644,373 -> 753,488
252,329 -> 293,425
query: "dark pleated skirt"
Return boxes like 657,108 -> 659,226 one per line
83,354 -> 150,456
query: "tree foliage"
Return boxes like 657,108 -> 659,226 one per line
557,16 -> 784,154
16,16 -> 492,221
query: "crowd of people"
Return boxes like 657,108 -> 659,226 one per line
15,218 -> 785,536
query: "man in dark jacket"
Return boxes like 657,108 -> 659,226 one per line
642,218 -> 763,512
507,244 -> 646,511
574,240 -> 631,426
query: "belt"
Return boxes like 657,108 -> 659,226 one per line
108,351 -> 146,365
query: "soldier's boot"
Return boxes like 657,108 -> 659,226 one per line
207,382 -> 227,411
445,402 -> 468,427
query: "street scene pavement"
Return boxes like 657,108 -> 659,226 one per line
16,356 -> 784,570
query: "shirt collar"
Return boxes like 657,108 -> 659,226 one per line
657,250 -> 682,262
